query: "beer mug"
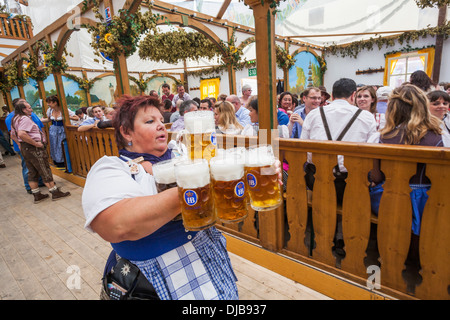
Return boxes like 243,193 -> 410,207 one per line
152,158 -> 182,193
174,159 -> 217,231
244,145 -> 282,211
152,157 -> 184,221
210,154 -> 248,223
176,111 -> 217,161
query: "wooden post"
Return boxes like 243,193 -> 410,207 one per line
227,27 -> 236,95
82,70 -> 92,106
36,79 -> 48,116
431,5 -> 447,84
244,0 -> 277,138
244,0 -> 282,252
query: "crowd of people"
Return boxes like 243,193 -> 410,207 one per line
1,70 -> 448,300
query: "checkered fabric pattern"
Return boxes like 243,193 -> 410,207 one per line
132,227 -> 239,300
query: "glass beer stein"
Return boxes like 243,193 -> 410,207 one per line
210,154 -> 248,223
174,159 -> 217,231
244,145 -> 282,211
176,111 -> 217,161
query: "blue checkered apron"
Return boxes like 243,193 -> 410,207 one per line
131,227 -> 238,300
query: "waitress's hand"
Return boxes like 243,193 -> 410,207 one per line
274,159 -> 283,186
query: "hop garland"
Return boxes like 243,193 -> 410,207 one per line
220,31 -> 246,70
3,59 -> 28,88
129,75 -> 151,93
276,46 -> 296,69
24,51 -> 49,81
139,28 -> 219,64
64,73 -> 99,91
38,40 -> 73,74
414,0 -> 449,8
324,22 -> 450,58
82,2 -> 160,62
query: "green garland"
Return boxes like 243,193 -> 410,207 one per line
220,30 -> 246,70
129,75 -> 151,92
276,46 -> 296,69
324,22 -> 450,58
4,59 -> 28,88
24,51 -> 49,81
139,28 -> 219,64
82,2 -> 160,61
414,0 -> 449,8
38,40 -> 73,74
64,73 -> 100,91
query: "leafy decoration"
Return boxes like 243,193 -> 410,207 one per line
64,73 -> 100,91
82,2 -> 160,61
139,28 -> 219,64
38,40 -> 73,74
24,51 -> 49,81
276,46 -> 296,69
324,22 -> 450,58
4,59 -> 28,88
414,0 -> 449,8
129,75 -> 151,93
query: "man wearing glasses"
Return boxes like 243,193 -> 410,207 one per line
289,87 -> 322,138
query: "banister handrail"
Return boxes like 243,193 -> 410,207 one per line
61,126 -> 450,300
0,13 -> 33,40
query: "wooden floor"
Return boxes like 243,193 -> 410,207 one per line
0,154 -> 331,300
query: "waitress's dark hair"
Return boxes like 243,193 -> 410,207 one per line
113,95 -> 161,149
45,95 -> 60,106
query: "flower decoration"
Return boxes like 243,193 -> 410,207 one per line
3,59 -> 28,88
83,2 -> 161,62
38,40 -> 73,73
220,30 -> 245,70
276,46 -> 296,70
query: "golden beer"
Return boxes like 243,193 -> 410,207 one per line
174,159 -> 217,230
179,111 -> 217,161
185,132 -> 216,161
245,145 -> 282,211
210,155 -> 247,223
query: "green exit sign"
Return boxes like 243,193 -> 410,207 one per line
248,68 -> 257,77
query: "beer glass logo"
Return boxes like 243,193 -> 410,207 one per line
210,132 -> 217,146
235,181 -> 245,197
247,174 -> 257,188
184,190 -> 198,206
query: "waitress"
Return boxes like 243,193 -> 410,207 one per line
41,95 -> 77,167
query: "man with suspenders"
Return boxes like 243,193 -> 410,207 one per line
300,78 -> 377,258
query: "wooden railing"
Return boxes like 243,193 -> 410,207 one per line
63,126 -> 450,300
0,13 -> 33,40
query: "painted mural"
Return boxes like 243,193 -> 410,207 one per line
288,51 -> 323,95
43,75 -> 87,114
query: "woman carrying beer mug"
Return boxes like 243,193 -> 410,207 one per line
82,95 -> 251,300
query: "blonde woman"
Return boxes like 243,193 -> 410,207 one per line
369,84 -> 443,236
214,101 -> 243,135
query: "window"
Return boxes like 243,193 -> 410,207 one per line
384,47 -> 435,87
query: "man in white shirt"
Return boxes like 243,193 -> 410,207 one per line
172,84 -> 192,107
226,94 -> 251,127
300,78 -> 377,257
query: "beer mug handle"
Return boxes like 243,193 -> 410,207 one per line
175,130 -> 188,157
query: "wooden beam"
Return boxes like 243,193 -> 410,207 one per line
216,0 -> 232,20
432,5 -> 447,83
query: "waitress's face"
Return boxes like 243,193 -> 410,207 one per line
125,106 -> 168,156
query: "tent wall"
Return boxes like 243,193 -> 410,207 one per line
324,35 -> 448,90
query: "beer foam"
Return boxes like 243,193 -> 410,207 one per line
210,156 -> 244,181
184,111 -> 215,134
245,146 -> 274,167
152,159 -> 180,184
175,160 -> 210,188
